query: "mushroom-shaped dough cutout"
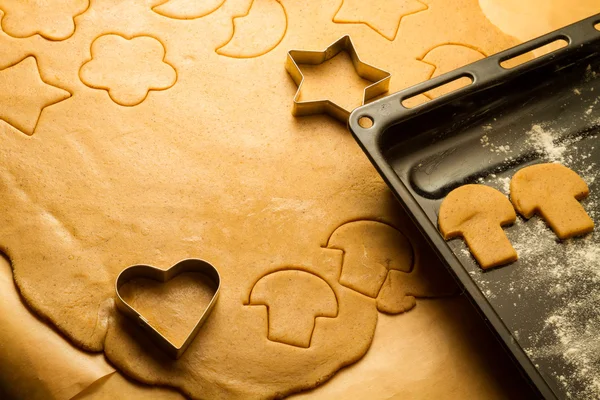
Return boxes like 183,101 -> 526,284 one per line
511,163 -> 594,239
327,221 -> 413,298
439,184 -> 517,269
249,270 -> 338,348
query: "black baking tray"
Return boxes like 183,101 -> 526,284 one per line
349,14 -> 600,400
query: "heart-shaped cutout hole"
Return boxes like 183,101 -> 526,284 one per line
115,259 -> 220,359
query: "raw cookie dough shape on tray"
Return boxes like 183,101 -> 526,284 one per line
510,163 -> 594,239
216,0 -> 288,59
79,34 -> 178,107
439,184 -> 518,269
0,0 -> 89,41
0,56 -> 71,135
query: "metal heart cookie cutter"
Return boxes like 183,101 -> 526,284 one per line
115,259 -> 221,359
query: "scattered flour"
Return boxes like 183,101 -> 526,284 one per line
466,86 -> 600,398
480,134 -> 489,147
517,228 -> 600,399
481,132 -> 513,154
477,192 -> 600,399
526,124 -> 569,164
585,64 -> 598,82
497,177 -> 510,195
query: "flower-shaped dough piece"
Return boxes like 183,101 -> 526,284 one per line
80,34 -> 177,107
0,0 -> 89,41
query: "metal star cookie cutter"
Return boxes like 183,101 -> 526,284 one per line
285,35 -> 391,122
115,258 -> 221,359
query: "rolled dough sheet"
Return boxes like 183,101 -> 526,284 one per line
72,372 -> 185,400
78,298 -> 535,400
0,0 -> 597,399
291,297 -> 534,400
0,254 -> 114,400
479,0 -> 599,44
0,248 -> 534,400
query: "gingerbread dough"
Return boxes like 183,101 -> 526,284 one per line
0,0 -> 530,398
439,184 -> 517,269
510,163 -> 594,239
479,0 -> 599,49
0,254 -> 114,400
1,244 -> 536,400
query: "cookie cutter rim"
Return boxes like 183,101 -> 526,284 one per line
115,258 -> 221,359
285,35 -> 391,122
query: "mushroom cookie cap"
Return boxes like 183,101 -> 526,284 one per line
510,163 -> 594,239
249,269 -> 338,348
439,184 -> 517,269
327,221 -> 413,298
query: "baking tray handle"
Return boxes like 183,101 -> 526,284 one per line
350,13 -> 600,133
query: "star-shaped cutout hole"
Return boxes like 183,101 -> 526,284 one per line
286,36 -> 390,122
0,56 -> 71,135
297,52 -> 373,114
333,0 -> 428,41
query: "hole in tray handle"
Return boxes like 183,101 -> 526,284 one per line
595,22 -> 600,32
358,116 -> 374,129
400,75 -> 474,109
499,36 -> 570,69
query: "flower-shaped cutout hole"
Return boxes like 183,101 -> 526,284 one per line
0,0 -> 89,40
80,34 -> 177,106
248,269 -> 338,348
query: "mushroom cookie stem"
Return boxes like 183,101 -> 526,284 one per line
462,224 -> 518,269
438,184 -> 517,269
510,163 -> 594,240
